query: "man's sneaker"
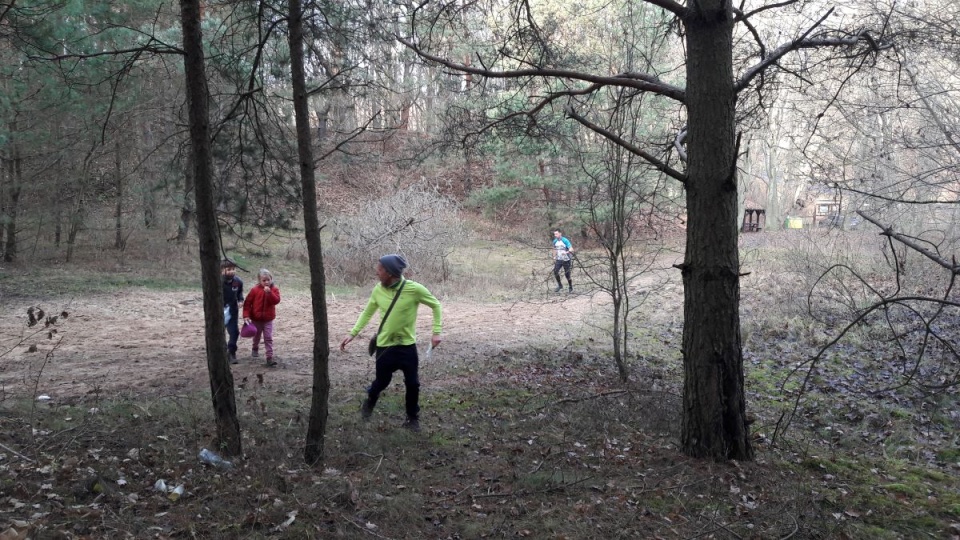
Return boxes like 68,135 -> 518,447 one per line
360,399 -> 373,420
403,417 -> 421,433
554,285 -> 562,293
568,286 -> 573,293
251,349 -> 259,358
229,352 -> 238,365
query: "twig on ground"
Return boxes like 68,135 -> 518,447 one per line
778,514 -> 800,540
356,452 -> 386,473
0,442 -> 34,462
337,512 -> 395,539
437,483 -> 474,502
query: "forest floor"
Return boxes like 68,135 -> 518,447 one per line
1,232 -> 960,539
0,282 -> 602,401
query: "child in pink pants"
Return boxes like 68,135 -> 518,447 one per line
242,269 -> 281,367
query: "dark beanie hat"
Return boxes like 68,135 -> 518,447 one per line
379,254 -> 408,277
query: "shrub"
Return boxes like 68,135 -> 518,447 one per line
328,184 -> 466,285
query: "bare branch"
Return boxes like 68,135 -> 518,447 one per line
458,84 -> 603,146
398,37 -> 686,103
315,112 -> 382,162
735,8 -> 887,93
639,0 -> 686,17
566,107 -> 687,183
673,128 -> 688,163
740,0 -> 801,21
733,8 -> 766,60
37,44 -> 184,61
901,54 -> 960,156
857,211 -> 960,274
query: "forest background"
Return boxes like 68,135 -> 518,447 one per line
2,0 -> 960,538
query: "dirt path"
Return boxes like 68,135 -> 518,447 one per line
0,287 -> 607,401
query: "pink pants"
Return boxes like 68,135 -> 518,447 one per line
251,320 -> 275,358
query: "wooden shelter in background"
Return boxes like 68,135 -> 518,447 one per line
812,197 -> 841,227
741,207 -> 765,232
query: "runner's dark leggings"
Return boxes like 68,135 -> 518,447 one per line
553,259 -> 572,287
367,344 -> 420,419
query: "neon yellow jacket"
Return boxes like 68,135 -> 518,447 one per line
350,278 -> 442,347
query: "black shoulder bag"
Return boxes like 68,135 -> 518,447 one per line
369,279 -> 406,356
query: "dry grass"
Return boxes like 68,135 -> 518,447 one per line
2,226 -> 960,538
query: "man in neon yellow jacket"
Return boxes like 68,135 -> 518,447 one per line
340,254 -> 442,432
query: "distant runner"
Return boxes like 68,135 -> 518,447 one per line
551,229 -> 574,293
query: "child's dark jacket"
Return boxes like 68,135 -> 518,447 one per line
223,276 -> 244,315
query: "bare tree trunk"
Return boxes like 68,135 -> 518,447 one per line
180,0 -> 242,456
65,168 -> 86,263
288,0 -> 332,466
680,2 -> 751,460
54,199 -> 62,247
2,144 -> 20,263
142,122 -> 158,229
114,139 -> 125,250
175,153 -> 195,242
0,154 -> 6,261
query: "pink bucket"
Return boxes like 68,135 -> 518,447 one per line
240,322 -> 257,338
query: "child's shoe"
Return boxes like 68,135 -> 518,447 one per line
403,417 -> 421,433
265,357 -> 277,367
229,351 -> 238,365
360,399 -> 373,420
251,349 -> 259,358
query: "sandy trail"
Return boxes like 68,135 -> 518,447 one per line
0,287 -> 604,401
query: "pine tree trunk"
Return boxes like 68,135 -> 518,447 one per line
680,1 -> 752,461
288,0 -> 332,466
180,0 -> 242,456
2,146 -> 20,263
175,155 -> 195,242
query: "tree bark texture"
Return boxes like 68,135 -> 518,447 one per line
176,155 -> 195,243
180,0 -> 242,456
288,0 -> 332,466
680,0 -> 752,460
2,138 -> 20,263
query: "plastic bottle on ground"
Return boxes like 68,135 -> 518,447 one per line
198,448 -> 234,469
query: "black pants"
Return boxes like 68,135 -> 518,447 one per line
367,344 -> 420,419
225,307 -> 239,353
553,259 -> 572,286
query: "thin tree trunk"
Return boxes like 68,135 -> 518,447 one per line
142,122 -> 157,229
180,0 -> 242,456
680,1 -> 752,461
175,154 -> 195,242
2,145 -> 20,263
65,167 -> 86,264
0,154 -> 7,261
288,0 -> 332,466
114,139 -> 124,250
54,194 -> 62,247
3,120 -> 22,262
8,144 -> 21,261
